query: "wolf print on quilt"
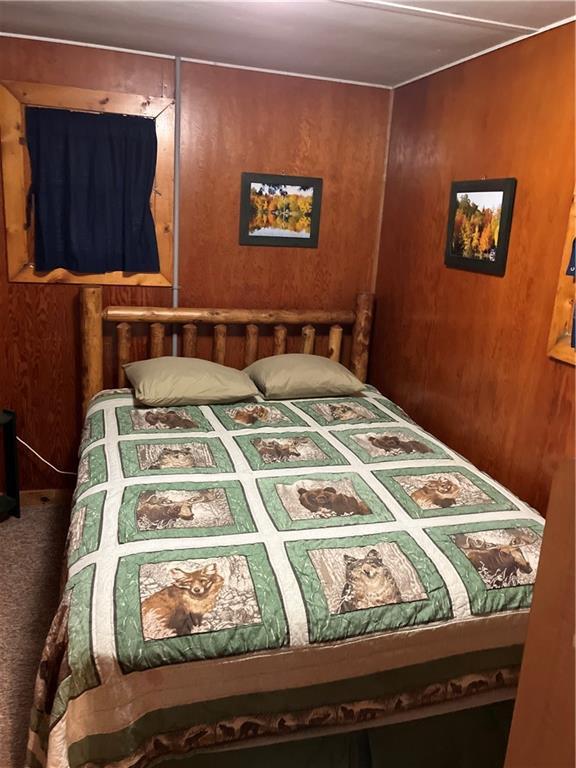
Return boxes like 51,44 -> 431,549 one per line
311,542 -> 427,614
28,386 -> 545,768
285,532 -> 452,644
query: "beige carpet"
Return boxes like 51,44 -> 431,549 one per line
0,496 -> 70,768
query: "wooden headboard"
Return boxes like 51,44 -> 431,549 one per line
80,287 -> 374,414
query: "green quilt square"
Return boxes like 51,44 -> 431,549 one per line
115,405 -> 213,435
119,437 -> 234,477
425,519 -> 544,615
67,491 -> 106,566
115,544 -> 288,671
79,410 -> 105,453
73,445 -> 107,501
333,427 -> 449,464
294,398 -> 397,427
51,565 -> 100,726
373,466 -> 520,518
118,481 -> 257,542
234,431 -> 349,471
285,533 -> 451,643
257,472 -> 395,530
210,402 -> 306,431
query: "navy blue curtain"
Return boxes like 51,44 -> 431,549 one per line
26,107 -> 160,273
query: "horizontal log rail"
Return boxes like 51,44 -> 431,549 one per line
81,287 -> 374,414
102,306 -> 356,325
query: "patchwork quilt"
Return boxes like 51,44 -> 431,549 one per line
28,386 -> 544,768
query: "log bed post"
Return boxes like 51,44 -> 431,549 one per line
328,324 -> 343,362
244,324 -> 259,367
81,287 -> 104,415
80,290 -> 375,414
350,292 -> 374,382
116,323 -> 131,386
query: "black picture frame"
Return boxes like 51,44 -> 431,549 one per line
444,178 -> 517,277
239,172 -> 323,248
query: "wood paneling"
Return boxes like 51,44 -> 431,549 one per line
371,24 -> 575,513
178,62 -> 390,315
0,38 -> 174,489
0,39 -> 390,489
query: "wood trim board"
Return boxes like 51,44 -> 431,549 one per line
0,80 -> 174,286
548,188 -> 576,365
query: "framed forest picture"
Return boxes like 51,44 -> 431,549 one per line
445,178 -> 516,277
239,173 -> 323,248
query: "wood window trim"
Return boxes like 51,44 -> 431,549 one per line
547,188 -> 575,365
0,80 -> 174,286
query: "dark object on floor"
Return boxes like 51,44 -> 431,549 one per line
0,410 -> 19,521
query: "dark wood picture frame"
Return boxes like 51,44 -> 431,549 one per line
239,172 -> 323,248
445,178 -> 517,277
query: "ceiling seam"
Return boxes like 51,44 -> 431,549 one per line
332,0 -> 539,32
178,55 -> 391,88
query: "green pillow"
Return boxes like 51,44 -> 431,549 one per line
244,354 -> 363,400
124,357 -> 259,406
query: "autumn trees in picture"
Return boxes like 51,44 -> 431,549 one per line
239,173 -> 323,248
452,191 -> 502,261
249,184 -> 314,238
445,179 -> 516,277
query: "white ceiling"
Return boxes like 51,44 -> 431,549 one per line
0,1 -> 574,87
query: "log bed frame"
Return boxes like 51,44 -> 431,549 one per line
81,287 -> 375,414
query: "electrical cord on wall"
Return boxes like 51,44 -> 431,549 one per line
17,436 -> 77,476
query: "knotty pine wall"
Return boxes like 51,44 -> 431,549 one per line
0,38 -> 391,489
370,24 -> 575,513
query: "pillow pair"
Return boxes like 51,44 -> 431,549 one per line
124,354 -> 363,406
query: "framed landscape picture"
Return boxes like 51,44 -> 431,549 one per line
239,173 -> 323,248
445,178 -> 517,276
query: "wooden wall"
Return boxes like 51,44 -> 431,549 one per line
0,39 -> 391,489
370,24 -> 575,513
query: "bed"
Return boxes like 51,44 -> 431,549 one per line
28,288 -> 544,768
